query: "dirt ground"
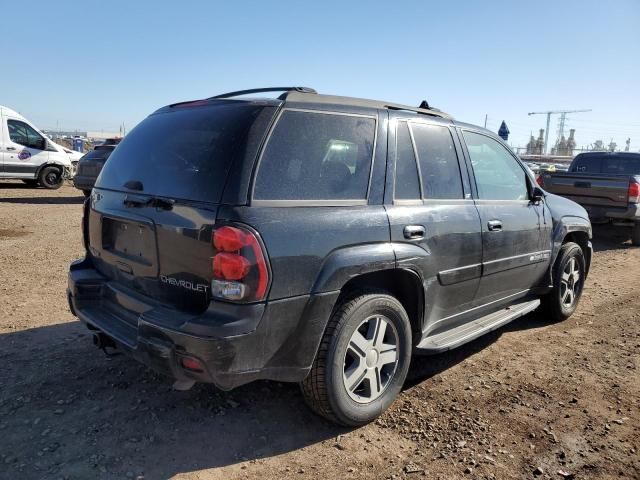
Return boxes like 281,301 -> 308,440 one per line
0,181 -> 638,480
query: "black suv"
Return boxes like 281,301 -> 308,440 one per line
68,87 -> 592,426
73,138 -> 122,196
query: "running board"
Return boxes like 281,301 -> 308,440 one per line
415,299 -> 540,354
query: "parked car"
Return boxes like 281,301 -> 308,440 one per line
73,139 -> 122,196
0,105 -> 82,188
541,151 -> 640,245
68,87 -> 592,426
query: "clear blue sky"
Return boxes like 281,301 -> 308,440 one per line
2,0 -> 639,150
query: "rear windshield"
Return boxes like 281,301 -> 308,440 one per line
96,103 -> 269,202
81,147 -> 113,162
572,154 -> 640,174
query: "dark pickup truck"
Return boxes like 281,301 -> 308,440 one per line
541,152 -> 640,245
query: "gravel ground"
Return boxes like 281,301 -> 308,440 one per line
0,181 -> 638,480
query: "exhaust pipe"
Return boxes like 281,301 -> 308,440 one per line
92,332 -> 116,350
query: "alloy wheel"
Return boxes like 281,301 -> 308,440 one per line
560,257 -> 582,307
342,315 -> 399,403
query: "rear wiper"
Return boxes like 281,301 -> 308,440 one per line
123,194 -> 175,210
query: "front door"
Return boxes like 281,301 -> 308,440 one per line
3,118 -> 49,178
386,117 -> 483,335
461,130 -> 551,306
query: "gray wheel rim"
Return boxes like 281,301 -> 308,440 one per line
560,257 -> 581,307
342,314 -> 399,404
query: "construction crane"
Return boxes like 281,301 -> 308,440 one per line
527,109 -> 592,154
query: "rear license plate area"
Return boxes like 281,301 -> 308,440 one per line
102,217 -> 153,266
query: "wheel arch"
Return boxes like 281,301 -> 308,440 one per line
542,218 -> 592,289
331,268 -> 425,345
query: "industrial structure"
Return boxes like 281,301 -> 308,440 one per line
527,109 -> 591,154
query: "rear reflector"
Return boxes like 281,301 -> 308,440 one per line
629,181 -> 640,203
180,356 -> 204,372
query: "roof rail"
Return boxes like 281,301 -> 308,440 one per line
385,103 -> 451,120
209,87 -> 317,100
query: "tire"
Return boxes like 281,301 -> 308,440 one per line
21,179 -> 39,187
541,242 -> 586,322
632,223 -> 640,246
38,166 -> 63,190
301,291 -> 412,426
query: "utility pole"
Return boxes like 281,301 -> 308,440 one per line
527,109 -> 591,154
484,114 -> 488,128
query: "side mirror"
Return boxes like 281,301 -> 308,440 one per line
531,186 -> 545,203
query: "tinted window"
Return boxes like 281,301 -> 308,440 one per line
81,148 -> 113,162
571,154 -> 602,173
601,156 -> 640,175
410,123 -> 463,199
463,131 -> 528,201
96,104 -> 270,203
7,120 -> 46,150
254,111 -> 375,200
394,121 -> 420,200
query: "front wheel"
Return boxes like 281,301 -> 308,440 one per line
541,242 -> 586,321
301,291 -> 412,426
38,166 -> 63,190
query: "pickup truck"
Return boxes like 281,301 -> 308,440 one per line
541,151 -> 640,245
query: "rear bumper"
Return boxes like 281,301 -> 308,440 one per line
72,175 -> 95,191
582,203 -> 640,222
67,257 -> 338,390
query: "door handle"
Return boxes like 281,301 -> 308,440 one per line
487,220 -> 503,232
403,225 -> 425,240
6,146 -> 16,151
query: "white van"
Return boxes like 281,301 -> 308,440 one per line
0,105 -> 83,189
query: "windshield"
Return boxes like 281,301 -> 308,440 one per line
96,103 -> 271,203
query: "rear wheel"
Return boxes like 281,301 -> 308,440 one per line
38,166 -> 63,190
632,223 -> 640,246
301,291 -> 412,426
541,242 -> 585,321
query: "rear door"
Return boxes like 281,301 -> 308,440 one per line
461,129 -> 550,306
385,115 -> 483,334
3,118 -> 49,177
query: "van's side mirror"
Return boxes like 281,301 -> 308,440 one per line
531,186 -> 545,203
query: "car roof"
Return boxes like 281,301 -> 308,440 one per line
165,87 -> 454,121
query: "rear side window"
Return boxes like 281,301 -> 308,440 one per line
253,110 -> 376,201
394,121 -> 421,200
96,104 -> 270,203
410,123 -> 463,199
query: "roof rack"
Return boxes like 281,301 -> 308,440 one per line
209,87 -> 317,100
385,103 -> 451,119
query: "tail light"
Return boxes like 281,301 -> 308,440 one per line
536,174 -> 544,187
629,180 -> 640,204
210,225 -> 269,302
